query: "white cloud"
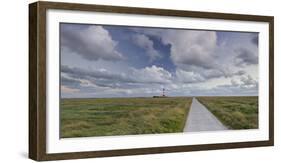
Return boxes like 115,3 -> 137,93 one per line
228,74 -> 258,90
161,30 -> 217,69
231,79 -> 240,86
240,75 -> 258,88
61,64 -> 173,93
61,25 -> 124,61
134,28 -> 253,83
132,34 -> 161,62
61,85 -> 80,93
133,29 -> 234,81
133,28 -> 217,69
60,25 -> 259,98
176,69 -> 204,83
131,65 -> 172,84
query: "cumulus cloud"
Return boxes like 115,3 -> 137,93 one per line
229,75 -> 258,89
132,28 -> 257,83
234,48 -> 258,66
176,69 -> 204,83
133,28 -> 239,81
60,64 -> 176,98
162,30 -> 218,69
132,34 -> 161,62
61,75 -> 84,91
133,28 -> 218,69
175,67 -> 246,83
61,64 -> 258,97
61,25 -> 124,61
231,79 -> 240,86
62,65 -> 126,82
61,85 -> 80,93
61,75 -> 80,86
192,74 -> 258,96
131,65 -> 172,84
61,65 -> 172,90
60,24 -> 259,98
240,75 -> 258,88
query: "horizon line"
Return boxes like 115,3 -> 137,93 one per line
61,95 -> 258,99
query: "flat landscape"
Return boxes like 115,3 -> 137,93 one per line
197,96 -> 258,129
60,24 -> 259,138
61,96 -> 258,138
61,97 -> 192,138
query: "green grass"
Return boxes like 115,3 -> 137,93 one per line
197,96 -> 258,129
61,97 -> 192,138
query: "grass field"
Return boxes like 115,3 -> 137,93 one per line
197,96 -> 258,129
61,97 -> 192,138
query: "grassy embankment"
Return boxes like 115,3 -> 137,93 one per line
61,97 -> 192,138
197,96 -> 258,129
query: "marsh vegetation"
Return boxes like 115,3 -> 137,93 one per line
61,97 -> 192,138
197,96 -> 258,129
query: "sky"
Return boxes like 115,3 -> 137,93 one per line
60,23 -> 259,98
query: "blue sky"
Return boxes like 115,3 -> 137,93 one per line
60,23 -> 259,98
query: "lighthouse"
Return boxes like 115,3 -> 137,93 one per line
153,88 -> 167,98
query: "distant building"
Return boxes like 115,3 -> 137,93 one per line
153,88 -> 167,98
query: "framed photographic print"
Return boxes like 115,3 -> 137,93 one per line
29,1 -> 274,161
